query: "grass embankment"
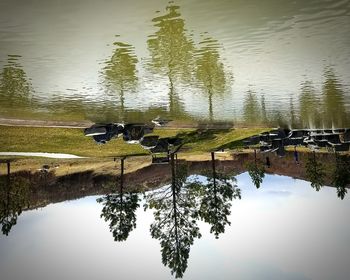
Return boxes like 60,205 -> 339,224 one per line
177,127 -> 270,153
0,126 -> 194,157
0,125 -> 269,158
0,156 -> 152,176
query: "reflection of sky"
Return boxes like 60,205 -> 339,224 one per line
1,174 -> 350,280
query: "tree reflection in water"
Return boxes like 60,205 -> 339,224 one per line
195,36 -> 230,122
144,154 -> 201,278
97,158 -> 140,242
0,55 -> 34,113
103,41 -> 138,119
322,67 -> 348,128
243,90 -> 261,125
299,80 -> 321,128
147,4 -> 195,117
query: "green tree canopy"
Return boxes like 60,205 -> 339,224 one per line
332,154 -> 349,200
0,174 -> 30,236
305,152 -> 325,191
246,162 -> 265,189
191,172 -> 240,239
144,160 -> 201,278
97,191 -> 140,242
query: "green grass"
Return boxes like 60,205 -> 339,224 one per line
0,126 -> 144,157
0,125 -> 269,157
148,127 -> 194,138
179,128 -> 271,153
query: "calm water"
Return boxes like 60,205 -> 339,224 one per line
0,172 -> 349,280
0,0 -> 349,126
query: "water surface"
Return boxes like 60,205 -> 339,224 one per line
0,0 -> 349,126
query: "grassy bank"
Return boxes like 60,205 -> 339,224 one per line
0,125 -> 269,157
0,156 -> 153,176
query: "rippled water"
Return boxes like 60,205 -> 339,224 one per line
0,0 -> 349,126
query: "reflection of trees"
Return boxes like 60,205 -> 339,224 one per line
322,67 -> 347,128
97,158 -> 140,241
260,95 -> 268,125
0,172 -> 30,236
299,80 -> 320,128
246,150 -> 265,189
243,90 -> 261,124
251,66 -> 350,128
305,151 -> 325,191
0,55 -> 34,110
289,97 -> 298,128
147,4 -> 195,116
145,154 -> 200,278
195,36 -> 230,121
103,42 -> 138,117
192,152 -> 241,239
332,154 -> 349,200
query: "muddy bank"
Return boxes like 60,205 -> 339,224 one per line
1,151 -> 345,211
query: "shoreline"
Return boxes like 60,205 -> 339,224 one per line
0,117 -> 240,129
0,117 -> 94,128
1,151 -> 347,211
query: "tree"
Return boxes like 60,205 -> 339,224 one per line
97,158 -> 140,241
147,4 -> 195,116
332,154 -> 349,200
97,192 -> 139,242
195,36 -> 231,121
305,151 -> 325,191
246,150 -> 265,189
0,172 -> 30,236
103,42 -> 138,118
144,154 -> 201,278
192,152 -> 241,238
247,163 -> 265,189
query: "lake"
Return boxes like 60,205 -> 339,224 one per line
0,0 -> 349,127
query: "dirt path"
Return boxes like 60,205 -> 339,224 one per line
0,118 -> 191,129
0,117 -> 236,129
0,117 -> 94,128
